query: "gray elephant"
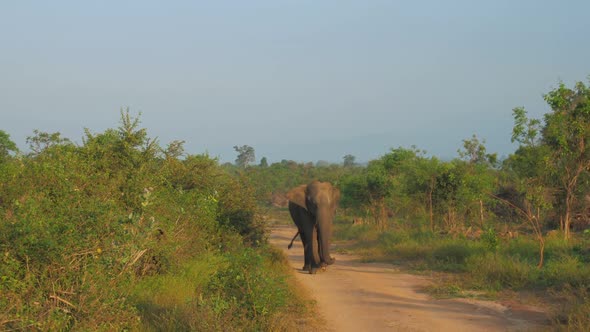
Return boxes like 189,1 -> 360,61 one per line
286,181 -> 340,274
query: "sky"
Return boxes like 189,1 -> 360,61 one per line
1,1 -> 589,164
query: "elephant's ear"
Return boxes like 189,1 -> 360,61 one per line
286,184 -> 307,209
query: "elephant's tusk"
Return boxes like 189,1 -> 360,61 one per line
287,231 -> 300,249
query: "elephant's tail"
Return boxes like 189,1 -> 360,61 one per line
287,231 -> 300,250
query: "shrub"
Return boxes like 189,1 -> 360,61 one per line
466,253 -> 538,290
378,230 -> 411,247
335,222 -> 380,243
552,286 -> 590,331
502,237 -> 539,264
431,242 -> 473,271
0,112 -> 294,330
543,256 -> 590,288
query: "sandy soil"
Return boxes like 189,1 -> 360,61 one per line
270,224 -> 549,332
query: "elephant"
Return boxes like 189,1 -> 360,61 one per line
286,181 -> 340,274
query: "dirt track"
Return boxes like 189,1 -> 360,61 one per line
270,224 -> 549,332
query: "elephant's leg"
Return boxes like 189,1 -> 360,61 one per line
300,221 -> 322,274
311,225 -> 321,271
302,225 -> 319,274
289,202 -> 315,272
299,229 -> 309,270
316,227 -> 328,269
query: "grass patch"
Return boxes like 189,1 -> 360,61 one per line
132,246 -> 321,331
552,286 -> 590,331
466,253 -> 539,290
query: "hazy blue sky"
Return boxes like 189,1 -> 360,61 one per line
1,1 -> 589,163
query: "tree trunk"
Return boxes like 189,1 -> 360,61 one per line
479,199 -> 484,227
564,210 -> 571,240
379,201 -> 386,232
560,215 -> 564,233
429,189 -> 434,232
537,238 -> 545,269
564,186 -> 575,240
564,172 -> 582,241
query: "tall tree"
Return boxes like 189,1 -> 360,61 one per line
365,160 -> 394,231
542,80 -> 590,239
458,134 -> 497,166
457,135 -> 498,226
0,130 -> 18,161
506,105 -> 552,267
343,154 -> 356,167
26,130 -> 72,154
234,145 -> 255,168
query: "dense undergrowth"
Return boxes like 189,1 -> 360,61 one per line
334,218 -> 590,329
0,112 -> 313,331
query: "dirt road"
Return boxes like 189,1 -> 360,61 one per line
270,224 -> 548,332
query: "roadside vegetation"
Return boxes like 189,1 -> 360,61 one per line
243,78 -> 590,330
0,111 -> 318,331
2,78 -> 589,331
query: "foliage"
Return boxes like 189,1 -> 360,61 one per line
0,130 -> 18,161
0,111 -> 299,331
458,134 -> 498,166
3,77 -> 590,330
542,80 -> 590,239
132,246 -> 303,331
234,144 -> 256,168
240,157 -> 358,206
242,77 -> 590,330
343,154 -> 356,167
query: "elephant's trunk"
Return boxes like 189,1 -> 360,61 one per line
316,208 -> 335,265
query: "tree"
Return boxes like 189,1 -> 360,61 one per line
0,130 -> 18,161
542,80 -> 590,239
408,156 -> 443,231
456,136 -> 498,226
504,106 -> 553,268
458,134 -> 497,166
505,105 -> 550,251
343,154 -> 356,167
340,158 -> 393,231
365,160 -> 394,231
26,130 -> 72,154
506,107 -> 549,180
259,157 -> 268,168
512,107 -> 542,147
164,140 -> 185,159
433,162 -> 464,230
234,145 -> 255,168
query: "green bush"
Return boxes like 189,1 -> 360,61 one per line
502,237 -> 539,263
466,253 -> 538,290
335,222 -> 379,243
378,230 -> 411,247
0,112 -> 298,331
543,256 -> 590,288
207,247 -> 290,321
384,240 -> 430,262
408,228 -> 436,243
431,242 -> 474,271
552,286 -> 590,331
